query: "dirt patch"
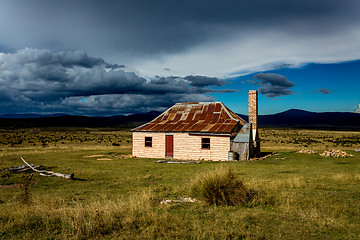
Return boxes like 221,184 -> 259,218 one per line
0,184 -> 20,189
83,155 -> 104,158
97,158 -> 112,161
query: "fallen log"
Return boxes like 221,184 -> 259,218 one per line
0,164 -> 34,172
17,166 -> 42,172
20,157 -> 74,180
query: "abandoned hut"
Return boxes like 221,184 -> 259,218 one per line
131,90 -> 260,161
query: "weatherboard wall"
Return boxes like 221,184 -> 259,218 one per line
132,132 -> 230,161
132,132 -> 165,159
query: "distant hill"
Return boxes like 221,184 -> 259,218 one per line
0,111 -> 163,128
238,109 -> 360,129
0,109 -> 359,129
0,113 -> 67,119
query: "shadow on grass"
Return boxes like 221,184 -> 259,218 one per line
72,177 -> 87,181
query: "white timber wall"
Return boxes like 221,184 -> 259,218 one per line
132,132 -> 230,161
132,132 -> 166,158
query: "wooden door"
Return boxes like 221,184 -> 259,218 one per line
165,135 -> 174,158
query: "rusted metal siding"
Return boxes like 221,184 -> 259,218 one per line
132,102 -> 246,134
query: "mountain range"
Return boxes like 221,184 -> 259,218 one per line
0,109 -> 359,129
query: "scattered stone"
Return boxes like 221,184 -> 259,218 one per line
160,197 -> 199,204
85,154 -> 132,159
354,149 -> 360,152
250,152 -> 276,161
298,149 -> 317,154
114,154 -> 133,159
319,149 -> 354,158
156,160 -> 201,164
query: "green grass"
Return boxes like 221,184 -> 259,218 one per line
0,127 -> 359,239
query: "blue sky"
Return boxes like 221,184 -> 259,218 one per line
219,60 -> 360,114
0,0 -> 359,116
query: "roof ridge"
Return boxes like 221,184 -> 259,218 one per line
220,102 -> 239,122
175,101 -> 222,105
221,103 -> 247,125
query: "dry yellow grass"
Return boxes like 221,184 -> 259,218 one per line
0,127 -> 359,239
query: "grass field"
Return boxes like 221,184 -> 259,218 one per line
0,127 -> 359,239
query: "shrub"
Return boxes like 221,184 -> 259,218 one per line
190,167 -> 250,206
20,173 -> 34,205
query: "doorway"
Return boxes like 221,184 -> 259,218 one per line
165,135 -> 174,158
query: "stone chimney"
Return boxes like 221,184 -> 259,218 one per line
248,90 -> 260,155
248,90 -> 258,132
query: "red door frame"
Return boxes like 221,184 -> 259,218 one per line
165,135 -> 174,158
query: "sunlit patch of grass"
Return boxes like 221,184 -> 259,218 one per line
0,127 -> 359,239
331,173 -> 360,183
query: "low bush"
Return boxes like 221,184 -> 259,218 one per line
20,173 -> 34,205
190,167 -> 252,206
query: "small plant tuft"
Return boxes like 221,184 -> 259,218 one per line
19,173 -> 34,205
190,167 -> 252,206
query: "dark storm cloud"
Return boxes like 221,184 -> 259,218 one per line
185,75 -> 225,87
316,88 -> 331,94
253,73 -> 295,97
1,0 -> 359,60
60,93 -> 214,115
0,49 -> 230,114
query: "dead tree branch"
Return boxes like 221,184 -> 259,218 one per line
1,164 -> 34,172
20,157 -> 74,180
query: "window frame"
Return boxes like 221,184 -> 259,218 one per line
145,137 -> 152,147
201,137 -> 210,150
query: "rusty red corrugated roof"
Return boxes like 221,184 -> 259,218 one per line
132,102 -> 247,133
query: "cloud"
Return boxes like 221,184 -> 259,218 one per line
252,73 -> 295,97
355,104 -> 360,113
0,48 -> 232,115
316,88 -> 331,94
184,75 -> 225,87
60,94 -> 214,115
1,1 -> 360,77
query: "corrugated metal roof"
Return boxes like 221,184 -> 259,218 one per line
233,123 -> 252,142
132,102 -> 247,133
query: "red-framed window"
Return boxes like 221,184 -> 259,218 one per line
145,137 -> 152,147
201,137 -> 210,149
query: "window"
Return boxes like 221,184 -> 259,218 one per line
145,137 -> 152,147
202,138 -> 210,149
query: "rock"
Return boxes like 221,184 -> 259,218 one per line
160,197 -> 199,204
298,149 -> 317,154
319,149 -> 354,158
